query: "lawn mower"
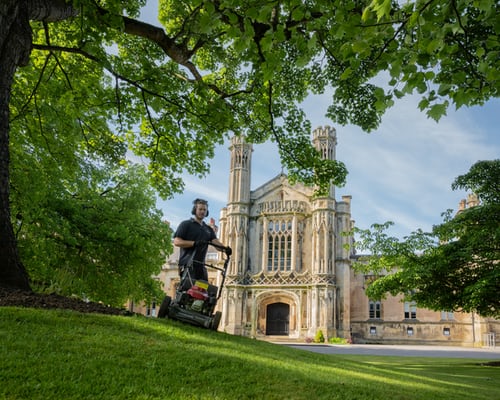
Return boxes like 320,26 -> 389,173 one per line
157,243 -> 229,330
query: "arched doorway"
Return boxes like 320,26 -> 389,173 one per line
266,302 -> 289,335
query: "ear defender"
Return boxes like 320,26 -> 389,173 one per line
191,198 -> 209,217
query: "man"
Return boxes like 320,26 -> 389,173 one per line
173,198 -> 231,281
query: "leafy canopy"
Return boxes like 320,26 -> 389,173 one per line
350,160 -> 500,318
22,0 -> 499,195
5,0 -> 499,296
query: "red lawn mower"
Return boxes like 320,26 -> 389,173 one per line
157,243 -> 229,331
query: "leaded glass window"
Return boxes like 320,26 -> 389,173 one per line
267,219 -> 292,272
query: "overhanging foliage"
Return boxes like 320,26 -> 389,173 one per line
1,0 -> 498,294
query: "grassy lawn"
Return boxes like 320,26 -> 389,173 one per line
1,307 -> 498,400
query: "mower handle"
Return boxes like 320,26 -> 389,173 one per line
188,240 -> 231,271
207,241 -> 224,250
193,240 -> 229,252
192,251 -> 230,272
191,248 -> 230,301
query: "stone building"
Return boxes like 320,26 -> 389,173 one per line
216,126 -> 354,340
152,126 -> 498,347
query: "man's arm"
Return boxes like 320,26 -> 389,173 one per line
173,237 -> 196,248
210,239 -> 232,255
173,220 -> 194,248
210,238 -> 225,248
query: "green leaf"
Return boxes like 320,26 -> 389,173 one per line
427,102 -> 448,121
340,67 -> 353,80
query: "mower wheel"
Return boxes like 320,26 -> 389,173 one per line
211,311 -> 222,331
157,296 -> 172,318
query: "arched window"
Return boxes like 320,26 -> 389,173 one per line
267,219 -> 292,272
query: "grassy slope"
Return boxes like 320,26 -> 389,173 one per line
0,307 -> 498,400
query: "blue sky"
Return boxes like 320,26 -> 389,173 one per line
140,2 -> 500,239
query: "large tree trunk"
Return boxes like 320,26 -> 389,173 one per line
0,0 -> 82,290
0,0 -> 33,290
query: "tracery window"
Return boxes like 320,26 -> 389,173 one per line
267,219 -> 292,272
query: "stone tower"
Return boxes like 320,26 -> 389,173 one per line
224,135 -> 252,276
218,136 -> 253,333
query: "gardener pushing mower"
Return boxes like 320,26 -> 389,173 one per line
157,198 -> 231,330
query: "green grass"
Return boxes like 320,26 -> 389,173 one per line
1,307 -> 499,400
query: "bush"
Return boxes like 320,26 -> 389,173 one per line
314,330 -> 325,343
328,337 -> 350,345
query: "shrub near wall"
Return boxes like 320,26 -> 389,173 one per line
328,337 -> 351,345
314,330 -> 325,343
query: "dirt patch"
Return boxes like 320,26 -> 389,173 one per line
0,287 -> 134,316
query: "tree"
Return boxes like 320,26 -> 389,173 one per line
1,0 -> 498,291
351,160 -> 500,318
11,154 -> 173,306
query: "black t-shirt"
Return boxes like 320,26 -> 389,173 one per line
174,218 -> 217,267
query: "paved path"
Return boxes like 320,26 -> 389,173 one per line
280,343 -> 500,359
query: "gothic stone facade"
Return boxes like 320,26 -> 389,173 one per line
215,127 -> 353,340
152,126 -> 498,346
